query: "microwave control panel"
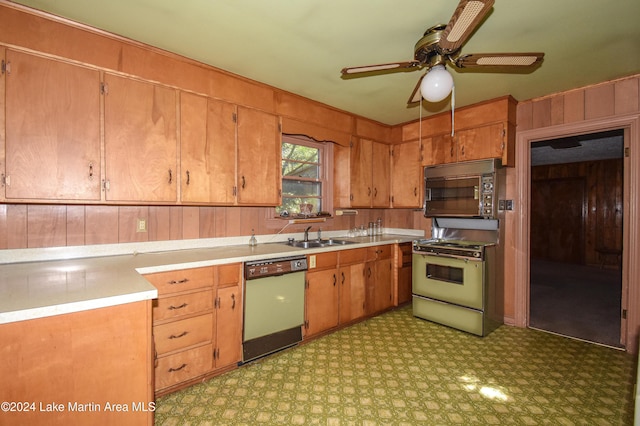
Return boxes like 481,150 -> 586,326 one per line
481,174 -> 495,217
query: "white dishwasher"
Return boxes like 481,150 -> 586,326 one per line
243,255 -> 307,363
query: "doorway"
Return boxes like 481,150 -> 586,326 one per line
528,130 -> 624,347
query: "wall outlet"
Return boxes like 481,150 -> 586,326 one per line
136,218 -> 147,233
309,255 -> 316,269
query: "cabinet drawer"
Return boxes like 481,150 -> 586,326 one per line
367,244 -> 392,261
155,344 -> 212,390
308,251 -> 338,270
153,289 -> 214,322
217,263 -> 241,287
339,248 -> 366,265
154,314 -> 213,355
144,267 -> 213,295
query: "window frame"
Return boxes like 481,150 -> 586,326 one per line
279,134 -> 333,215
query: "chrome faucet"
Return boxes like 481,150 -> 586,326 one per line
317,228 -> 322,241
303,226 -> 312,242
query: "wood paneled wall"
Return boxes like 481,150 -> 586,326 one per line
505,74 -> 639,332
530,159 -> 623,267
0,204 -> 427,249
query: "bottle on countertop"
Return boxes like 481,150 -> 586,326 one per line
376,217 -> 383,235
249,229 -> 258,246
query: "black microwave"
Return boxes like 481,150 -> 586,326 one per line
424,159 -> 503,219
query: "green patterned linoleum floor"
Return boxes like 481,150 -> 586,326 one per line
155,306 -> 637,425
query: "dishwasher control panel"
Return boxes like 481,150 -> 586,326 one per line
245,255 -> 308,279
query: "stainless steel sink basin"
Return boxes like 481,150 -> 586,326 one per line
286,238 -> 356,249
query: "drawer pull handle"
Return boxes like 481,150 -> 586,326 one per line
168,363 -> 187,372
168,278 -> 189,285
168,303 -> 188,310
169,331 -> 188,339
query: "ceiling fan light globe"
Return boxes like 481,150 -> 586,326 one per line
420,65 -> 454,102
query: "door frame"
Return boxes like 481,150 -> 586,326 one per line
514,114 -> 639,352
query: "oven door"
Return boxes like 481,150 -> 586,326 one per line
424,176 -> 482,217
412,253 -> 484,310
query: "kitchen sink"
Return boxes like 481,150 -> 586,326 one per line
286,238 -> 357,249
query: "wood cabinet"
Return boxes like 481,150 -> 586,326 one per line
421,124 -> 506,166
104,74 -> 177,202
395,242 -> 413,305
145,263 -> 242,395
3,49 -> 102,201
179,93 -> 281,206
0,301 -> 154,426
365,245 -> 393,315
304,245 -> 398,338
348,138 -> 391,208
213,264 -> 243,369
304,251 -> 339,337
391,140 -> 422,208
404,96 -> 516,167
236,106 -> 282,205
338,248 -> 367,324
180,92 -> 237,204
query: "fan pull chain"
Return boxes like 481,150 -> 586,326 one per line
451,85 -> 455,137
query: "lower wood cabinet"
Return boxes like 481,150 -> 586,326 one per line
304,244 -> 397,339
395,242 -> 413,305
366,245 -> 394,315
0,301 -> 154,426
338,248 -> 367,324
304,252 -> 339,338
145,263 -> 242,396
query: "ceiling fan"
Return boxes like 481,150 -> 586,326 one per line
341,0 -> 544,103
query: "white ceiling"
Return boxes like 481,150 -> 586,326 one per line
8,0 -> 640,125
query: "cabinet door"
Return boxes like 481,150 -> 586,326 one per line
371,141 -> 390,207
180,93 -> 237,204
422,134 -> 456,165
375,258 -> 393,312
333,143 -> 351,208
305,268 -> 339,336
236,106 -> 281,205
391,140 -> 421,208
104,74 -> 177,202
4,50 -> 101,201
214,285 -> 242,369
349,138 -> 372,207
457,123 -> 505,162
339,263 -> 366,324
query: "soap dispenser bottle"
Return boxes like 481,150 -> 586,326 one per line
249,229 -> 257,246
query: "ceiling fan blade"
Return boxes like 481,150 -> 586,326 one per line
439,0 -> 495,53
341,61 -> 421,75
454,52 -> 545,68
407,74 -> 426,104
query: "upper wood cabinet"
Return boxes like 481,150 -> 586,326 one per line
236,106 -> 282,206
3,49 -> 102,201
180,92 -> 237,204
421,123 -> 507,166
349,138 -> 390,208
391,140 -> 422,208
180,94 -> 281,206
103,74 -> 178,202
456,122 -> 507,163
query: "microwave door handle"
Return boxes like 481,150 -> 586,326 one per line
425,188 -> 432,201
474,185 -> 479,200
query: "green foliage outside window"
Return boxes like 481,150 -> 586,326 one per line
278,141 -> 322,215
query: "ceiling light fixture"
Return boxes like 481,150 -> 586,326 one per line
420,65 -> 454,102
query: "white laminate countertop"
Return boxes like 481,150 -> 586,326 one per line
0,231 -> 421,325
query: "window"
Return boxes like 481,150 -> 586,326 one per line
278,135 -> 332,216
